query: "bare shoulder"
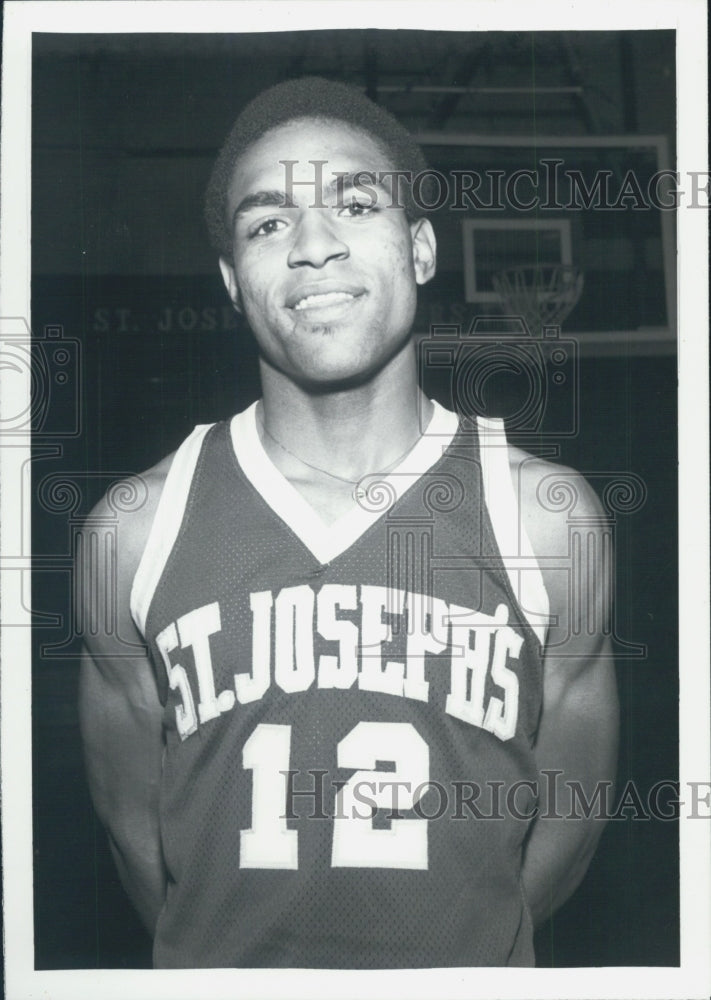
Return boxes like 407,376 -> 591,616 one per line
79,452 -> 176,647
507,445 -> 611,666
506,444 -> 604,559
83,453 -> 174,569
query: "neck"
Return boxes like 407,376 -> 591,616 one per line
257,345 -> 432,483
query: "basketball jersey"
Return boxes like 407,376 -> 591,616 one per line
130,400 -> 549,969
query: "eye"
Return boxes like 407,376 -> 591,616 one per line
337,195 -> 377,218
249,217 -> 288,238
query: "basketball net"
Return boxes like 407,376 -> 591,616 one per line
492,264 -> 583,334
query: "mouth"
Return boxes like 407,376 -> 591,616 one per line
294,291 -> 358,312
286,282 -> 366,314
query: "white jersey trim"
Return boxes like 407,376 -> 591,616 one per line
476,416 -> 550,647
130,423 -> 214,637
230,400 -> 459,566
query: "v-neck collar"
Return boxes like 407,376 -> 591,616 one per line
230,400 -> 459,565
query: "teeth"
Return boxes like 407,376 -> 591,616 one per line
294,291 -> 355,311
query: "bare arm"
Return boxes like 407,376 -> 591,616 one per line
77,463 -> 171,934
515,455 -> 619,925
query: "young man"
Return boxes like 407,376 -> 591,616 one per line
78,77 -> 618,969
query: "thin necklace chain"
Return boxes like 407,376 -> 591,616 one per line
258,416 -> 424,488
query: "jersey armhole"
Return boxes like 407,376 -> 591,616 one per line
130,424 -> 214,637
476,416 -> 551,648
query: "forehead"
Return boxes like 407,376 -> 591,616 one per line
226,117 -> 395,208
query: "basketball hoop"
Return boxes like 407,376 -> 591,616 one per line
492,264 -> 584,334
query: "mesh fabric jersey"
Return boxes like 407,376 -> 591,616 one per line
131,401 -> 547,969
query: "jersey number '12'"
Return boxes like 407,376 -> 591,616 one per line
239,721 -> 429,870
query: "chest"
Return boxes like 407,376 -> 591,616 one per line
282,474 -> 368,524
147,474 -> 543,744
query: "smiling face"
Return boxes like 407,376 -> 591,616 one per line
219,117 -> 436,391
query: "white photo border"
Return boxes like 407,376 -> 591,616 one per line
1,2 -> 708,998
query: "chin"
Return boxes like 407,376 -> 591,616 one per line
260,327 -> 414,392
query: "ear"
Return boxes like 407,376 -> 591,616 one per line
219,256 -> 242,313
410,218 -> 437,286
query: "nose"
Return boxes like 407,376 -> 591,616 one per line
287,210 -> 349,269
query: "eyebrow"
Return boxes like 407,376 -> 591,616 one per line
232,190 -> 295,226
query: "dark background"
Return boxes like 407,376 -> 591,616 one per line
31,31 -> 678,969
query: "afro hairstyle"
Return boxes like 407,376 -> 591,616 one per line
204,75 -> 430,256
